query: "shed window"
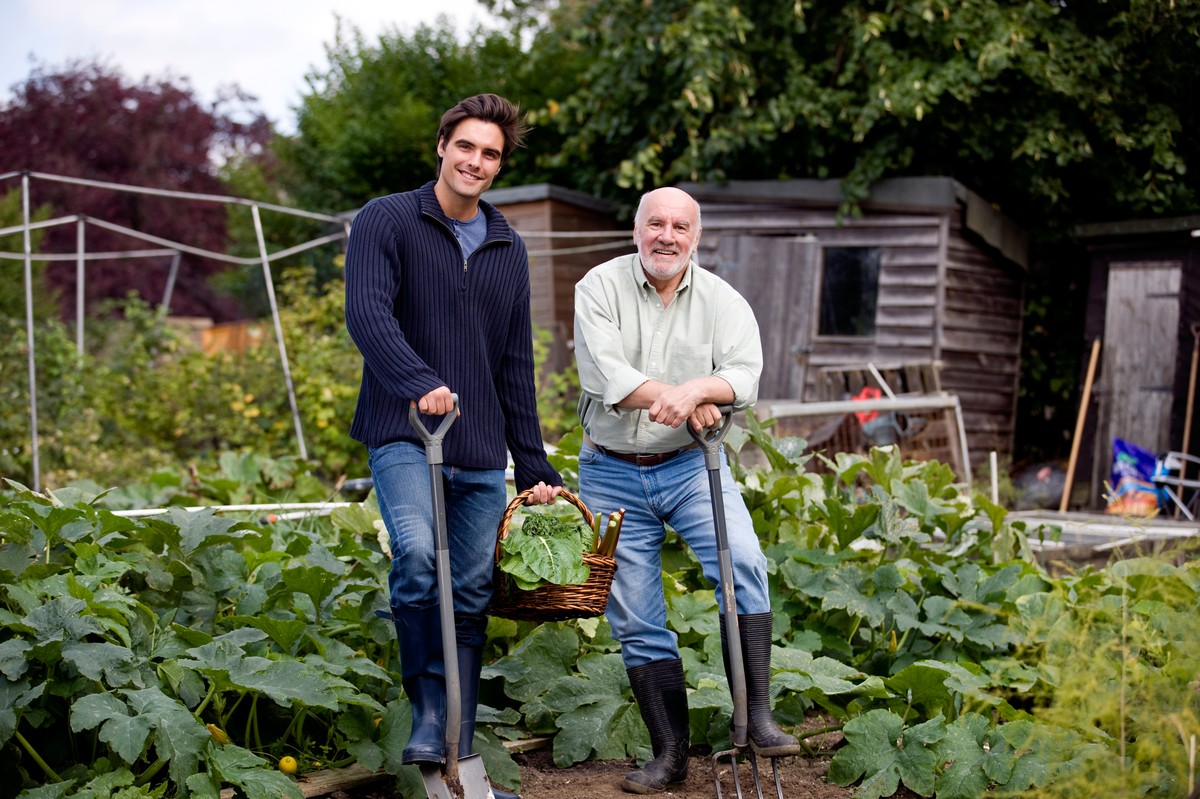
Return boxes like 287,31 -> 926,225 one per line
818,247 -> 880,337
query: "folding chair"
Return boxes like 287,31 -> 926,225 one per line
1153,451 -> 1200,520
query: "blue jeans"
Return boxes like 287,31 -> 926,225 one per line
578,443 -> 770,668
369,441 -> 507,647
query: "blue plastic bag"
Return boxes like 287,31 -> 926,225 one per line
1107,438 -> 1159,516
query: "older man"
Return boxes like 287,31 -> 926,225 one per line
573,187 -> 801,794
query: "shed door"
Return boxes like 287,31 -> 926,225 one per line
715,235 -> 820,399
1101,262 -> 1181,457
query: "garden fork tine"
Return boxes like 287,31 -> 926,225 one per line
713,751 -> 785,799
689,409 -> 782,799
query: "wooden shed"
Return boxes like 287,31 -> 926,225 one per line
484,183 -> 626,372
1074,215 -> 1200,507
677,177 -> 1030,470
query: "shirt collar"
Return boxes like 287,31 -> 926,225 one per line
633,256 -> 695,296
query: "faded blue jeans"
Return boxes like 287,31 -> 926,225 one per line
578,442 -> 770,668
369,440 -> 506,647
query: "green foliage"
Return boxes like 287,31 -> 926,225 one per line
537,0 -> 1198,231
0,462 -> 412,798
275,16 -> 584,213
0,267 -> 580,491
531,325 -> 579,443
0,189 -> 57,322
4,418 -> 1199,798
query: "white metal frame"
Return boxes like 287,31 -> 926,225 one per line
0,170 -> 350,490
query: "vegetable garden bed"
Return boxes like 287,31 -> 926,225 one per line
2,424 -> 1198,799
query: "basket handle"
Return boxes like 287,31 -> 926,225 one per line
495,488 -> 594,564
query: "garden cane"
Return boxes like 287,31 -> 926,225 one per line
409,397 -> 494,799
688,409 -> 783,799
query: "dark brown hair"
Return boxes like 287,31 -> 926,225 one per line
436,93 -> 530,167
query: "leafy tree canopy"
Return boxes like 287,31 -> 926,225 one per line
276,15 -> 585,214
0,60 -> 273,320
531,0 -> 1198,236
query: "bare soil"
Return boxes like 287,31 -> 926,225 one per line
511,748 -> 857,799
341,722 -> 922,799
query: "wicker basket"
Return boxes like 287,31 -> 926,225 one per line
489,488 -> 617,623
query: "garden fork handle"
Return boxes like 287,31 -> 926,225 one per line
688,408 -> 748,748
408,395 -> 463,782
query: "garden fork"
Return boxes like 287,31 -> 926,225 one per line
689,409 -> 784,799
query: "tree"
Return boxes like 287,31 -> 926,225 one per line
0,60 -> 274,321
538,0 -> 1198,235
275,14 -> 586,214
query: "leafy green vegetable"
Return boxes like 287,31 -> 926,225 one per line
498,513 -> 591,591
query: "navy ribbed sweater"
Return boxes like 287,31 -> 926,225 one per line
344,181 -> 560,491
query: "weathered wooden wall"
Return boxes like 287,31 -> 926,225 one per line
686,179 -> 1027,470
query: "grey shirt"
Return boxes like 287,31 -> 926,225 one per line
574,253 -> 762,453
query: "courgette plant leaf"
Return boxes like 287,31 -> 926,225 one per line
123,686 -> 211,788
206,742 -> 304,799
828,709 -> 946,799
0,639 -> 32,680
931,713 -> 991,799
1,679 -> 45,746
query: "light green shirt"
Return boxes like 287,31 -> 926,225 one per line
574,253 -> 762,452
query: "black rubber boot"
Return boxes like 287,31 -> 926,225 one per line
393,607 -> 446,766
622,658 -> 690,794
455,644 -> 522,799
721,613 -> 803,757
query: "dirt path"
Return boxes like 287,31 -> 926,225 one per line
343,748 -> 923,799
511,748 -> 862,799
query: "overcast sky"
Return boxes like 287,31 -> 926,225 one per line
0,0 -> 500,134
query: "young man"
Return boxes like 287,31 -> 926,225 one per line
574,186 -> 802,794
345,93 -> 560,799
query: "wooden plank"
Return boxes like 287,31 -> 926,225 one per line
943,269 -> 1019,293
948,388 -> 1017,412
942,369 -> 1020,389
941,330 -> 1021,353
878,286 -> 938,307
879,271 -> 939,289
877,308 -> 937,328
880,249 -> 940,267
874,330 -> 936,348
944,289 -> 1022,316
942,309 -> 1022,333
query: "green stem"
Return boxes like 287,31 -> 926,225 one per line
224,691 -> 247,727
797,723 -> 845,756
846,615 -> 863,646
193,682 -> 218,719
799,723 -> 844,739
15,730 -> 61,783
134,757 -> 168,787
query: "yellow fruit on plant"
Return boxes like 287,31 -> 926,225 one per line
279,756 -> 298,774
